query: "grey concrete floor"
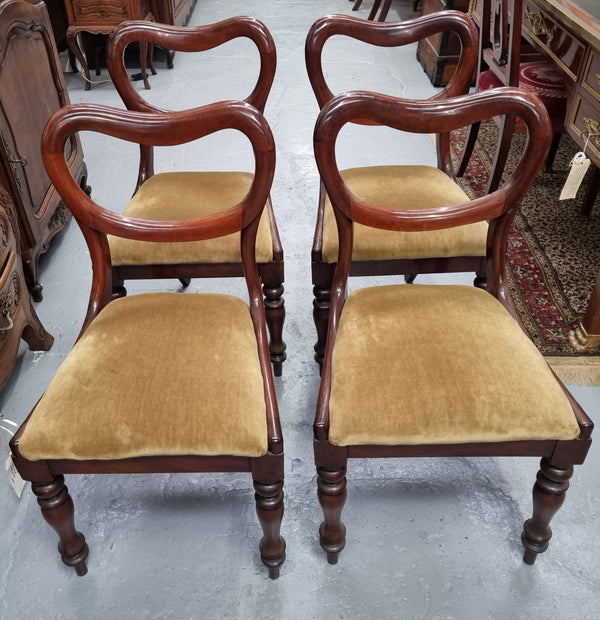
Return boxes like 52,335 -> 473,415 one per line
1,1 -> 599,618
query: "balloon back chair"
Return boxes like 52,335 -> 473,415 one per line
104,17 -> 286,375
312,86 -> 593,566
9,100 -> 286,578
306,11 -> 482,369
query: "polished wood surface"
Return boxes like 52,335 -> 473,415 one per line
0,185 -> 53,390
0,0 -> 86,301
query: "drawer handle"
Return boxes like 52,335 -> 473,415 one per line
0,308 -> 13,333
524,7 -> 555,44
7,154 -> 27,167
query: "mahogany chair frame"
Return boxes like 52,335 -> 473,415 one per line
312,87 -> 593,566
105,17 -> 286,375
10,101 -> 285,578
306,12 -> 481,368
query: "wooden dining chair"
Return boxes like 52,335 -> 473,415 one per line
312,86 -> 593,566
9,100 -> 286,578
456,0 -> 599,214
104,17 -> 286,375
306,11 -> 481,368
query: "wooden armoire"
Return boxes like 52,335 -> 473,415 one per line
0,0 -> 87,301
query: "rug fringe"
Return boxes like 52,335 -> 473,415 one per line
546,356 -> 600,386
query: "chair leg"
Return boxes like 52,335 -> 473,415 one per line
545,131 -> 562,173
32,475 -> 89,576
582,164 -> 600,217
367,0 -> 383,21
376,0 -> 393,21
253,478 -> 286,579
456,121 -> 481,177
488,114 -> 517,193
313,282 -> 331,370
317,465 -> 347,564
521,457 -> 574,565
178,278 -> 191,288
260,265 -> 286,376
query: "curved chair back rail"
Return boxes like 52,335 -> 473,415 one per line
107,16 -> 276,114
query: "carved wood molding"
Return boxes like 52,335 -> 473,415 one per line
524,6 -> 555,44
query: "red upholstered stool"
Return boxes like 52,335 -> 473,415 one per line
479,60 -> 567,125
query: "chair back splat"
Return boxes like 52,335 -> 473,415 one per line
9,100 -> 285,579
104,17 -> 286,375
312,86 -> 593,567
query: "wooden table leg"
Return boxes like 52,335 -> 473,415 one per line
66,27 -> 91,91
569,271 -> 600,352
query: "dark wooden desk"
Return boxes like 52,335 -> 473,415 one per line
517,0 -> 600,351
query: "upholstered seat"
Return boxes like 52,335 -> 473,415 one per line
329,284 -> 579,446
18,293 -> 269,461
321,166 -> 487,262
108,172 -> 273,265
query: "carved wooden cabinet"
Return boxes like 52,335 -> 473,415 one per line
0,0 -> 86,301
0,185 -> 53,390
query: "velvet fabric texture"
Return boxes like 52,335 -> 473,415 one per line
321,166 -> 488,262
328,284 -> 580,446
18,293 -> 269,460
108,171 -> 274,265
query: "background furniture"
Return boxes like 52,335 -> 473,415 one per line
0,0 -> 87,301
416,0 -> 473,85
306,12 -> 480,369
105,18 -> 286,376
0,184 -> 53,390
481,0 -> 600,352
10,99 -> 286,579
312,86 -> 593,567
62,0 -> 156,90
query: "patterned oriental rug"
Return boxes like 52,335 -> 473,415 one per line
449,123 -> 600,385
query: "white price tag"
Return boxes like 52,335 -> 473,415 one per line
6,455 -> 25,498
559,151 -> 591,200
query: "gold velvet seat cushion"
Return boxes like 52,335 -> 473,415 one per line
329,284 -> 580,446
18,293 -> 269,461
108,171 -> 274,265
321,166 -> 488,262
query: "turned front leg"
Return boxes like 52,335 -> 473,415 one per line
262,280 -> 286,377
32,475 -> 88,576
521,458 -> 573,565
312,284 -> 331,371
317,465 -> 347,564
253,478 -> 286,579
